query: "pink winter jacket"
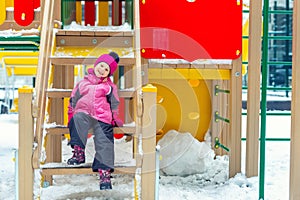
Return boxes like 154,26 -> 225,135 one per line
68,70 -> 123,126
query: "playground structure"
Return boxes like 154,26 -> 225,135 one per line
0,0 -> 40,112
0,0 -> 300,200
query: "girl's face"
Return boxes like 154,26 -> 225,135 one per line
94,62 -> 110,78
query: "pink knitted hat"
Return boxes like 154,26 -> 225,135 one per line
94,52 -> 119,75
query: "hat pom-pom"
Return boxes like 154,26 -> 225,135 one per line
109,52 -> 119,64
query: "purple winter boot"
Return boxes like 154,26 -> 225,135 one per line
67,145 -> 85,165
99,169 -> 112,190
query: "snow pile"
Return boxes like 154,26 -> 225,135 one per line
0,29 -> 39,37
158,130 -> 215,176
64,21 -> 132,32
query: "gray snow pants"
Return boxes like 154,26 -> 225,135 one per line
68,112 -> 114,172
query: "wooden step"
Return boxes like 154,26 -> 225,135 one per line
46,89 -> 72,98
56,30 -> 134,37
41,161 -> 136,175
118,88 -> 135,98
50,56 -> 135,66
45,125 -> 136,136
46,88 -> 135,98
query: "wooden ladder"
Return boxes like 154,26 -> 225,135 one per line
30,0 -> 157,199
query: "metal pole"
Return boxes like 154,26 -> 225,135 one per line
285,0 -> 290,97
259,0 -> 270,199
13,148 -> 18,200
155,145 -> 160,200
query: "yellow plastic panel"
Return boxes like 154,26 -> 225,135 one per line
6,66 -> 37,76
54,47 -> 132,58
0,0 -> 6,25
5,0 -> 14,7
3,57 -> 38,65
151,79 -> 211,141
142,84 -> 157,93
18,86 -> 33,93
98,2 -> 109,26
0,51 -> 39,61
149,68 -> 230,80
76,1 -> 82,24
64,97 -> 70,140
190,69 -> 230,80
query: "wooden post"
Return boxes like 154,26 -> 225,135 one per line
54,0 -> 61,24
18,87 -> 34,200
133,0 -> 145,197
290,1 -> 300,199
229,57 -> 242,178
141,84 -> 157,200
246,0 -> 263,177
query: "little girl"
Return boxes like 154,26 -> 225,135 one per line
67,52 -> 123,190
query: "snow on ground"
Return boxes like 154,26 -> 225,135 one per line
0,113 -> 291,200
0,114 -> 18,200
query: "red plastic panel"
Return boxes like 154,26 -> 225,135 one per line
14,0 -> 34,26
140,0 -> 242,61
114,98 -> 125,139
85,1 -> 95,26
34,0 -> 40,9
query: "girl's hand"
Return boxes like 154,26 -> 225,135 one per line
98,77 -> 108,84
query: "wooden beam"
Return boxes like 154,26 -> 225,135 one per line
18,88 -> 34,200
41,164 -> 136,175
133,0 -> 147,198
290,1 -> 300,199
46,88 -> 135,98
141,85 -> 157,200
246,0 -> 263,177
41,163 -> 136,185
0,21 -> 40,30
50,57 -> 135,66
32,0 -> 55,169
46,89 -> 72,98
229,57 -> 242,178
46,126 -> 136,135
56,30 -> 134,37
55,36 -> 133,47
